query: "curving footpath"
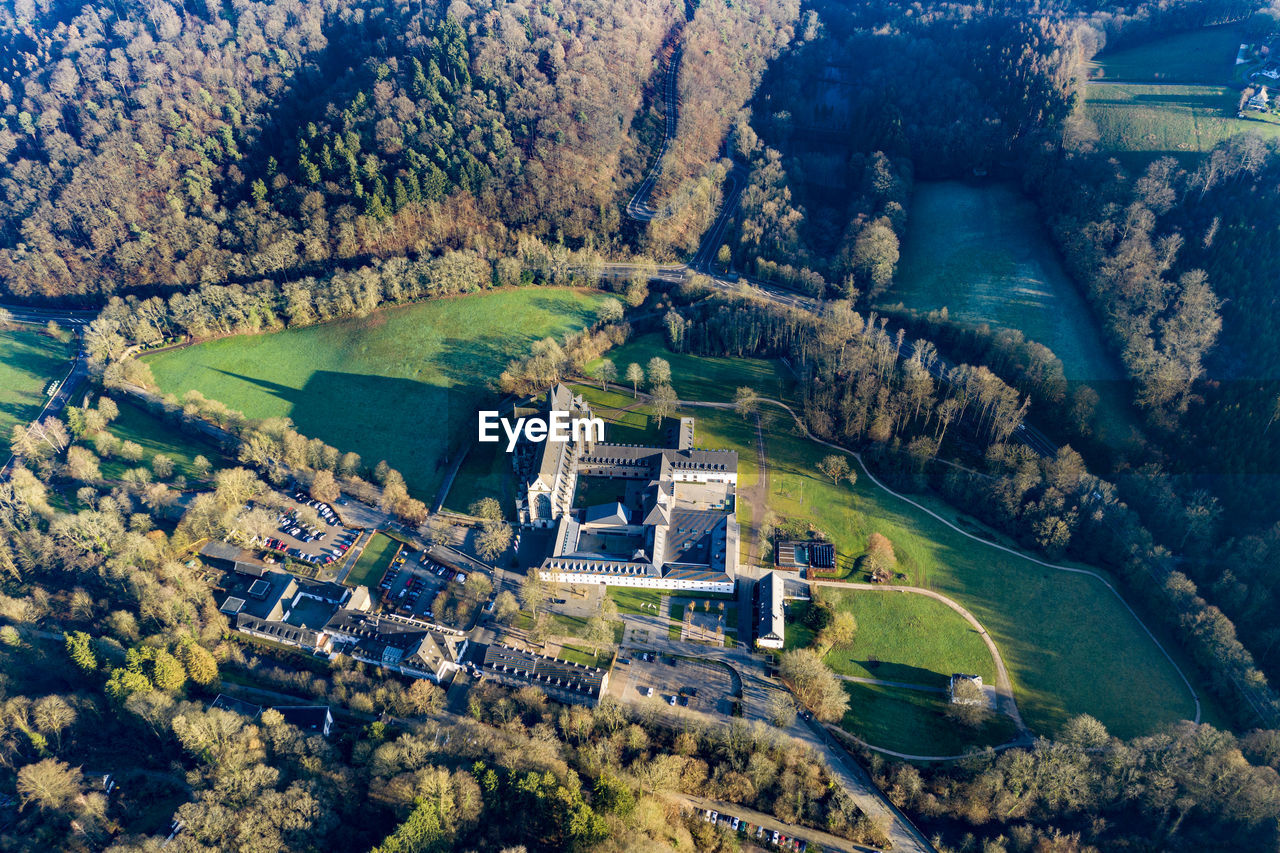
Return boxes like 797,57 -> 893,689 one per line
809,580 -> 1030,740
740,395 -> 1205,727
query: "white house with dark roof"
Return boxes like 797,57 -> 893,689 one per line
755,571 -> 786,649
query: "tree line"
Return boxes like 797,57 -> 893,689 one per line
878,716 -> 1280,852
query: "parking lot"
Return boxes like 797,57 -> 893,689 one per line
375,548 -> 472,622
689,797 -> 825,853
608,653 -> 736,715
248,491 -> 361,570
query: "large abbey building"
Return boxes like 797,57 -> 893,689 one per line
514,385 -> 739,593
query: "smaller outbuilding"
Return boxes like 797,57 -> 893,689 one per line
949,673 -> 985,705
755,571 -> 786,650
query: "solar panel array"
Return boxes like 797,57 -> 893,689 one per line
810,543 -> 835,569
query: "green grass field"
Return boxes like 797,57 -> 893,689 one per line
608,586 -> 663,617
1086,25 -> 1244,84
840,682 -> 1019,756
0,327 -> 72,447
787,591 -> 996,688
885,181 -> 1139,452
101,400 -> 227,481
345,532 -> 400,588
1084,82 -> 1280,161
556,643 -> 614,669
1081,25 -> 1280,164
144,288 -> 607,499
587,332 -> 796,404
758,406 -> 1205,738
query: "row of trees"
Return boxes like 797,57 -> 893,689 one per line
82,241 -> 615,364
882,717 -> 1280,851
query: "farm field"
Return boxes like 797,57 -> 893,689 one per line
887,182 -> 1119,385
0,327 -> 72,448
144,288 -> 607,499
587,332 -> 797,404
1084,82 -> 1280,161
840,682 -> 1019,756
885,181 -> 1139,451
786,590 -> 996,688
345,532 -> 400,588
1081,25 -> 1280,163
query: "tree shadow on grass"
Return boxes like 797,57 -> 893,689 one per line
851,659 -> 950,689
211,368 -> 501,498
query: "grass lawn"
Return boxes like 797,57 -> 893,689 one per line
840,682 -> 1019,756
669,603 -> 684,639
758,406 -> 1205,739
787,592 -> 995,688
883,181 -> 1140,454
574,384 -> 669,444
608,586 -> 663,617
1086,24 -> 1244,84
515,611 -> 624,645
346,532 -> 400,588
444,437 -> 514,518
100,399 -> 228,481
0,327 -> 72,446
557,643 -> 614,669
144,288 -> 607,499
586,332 -> 797,404
581,357 -> 1208,738
574,475 -> 631,508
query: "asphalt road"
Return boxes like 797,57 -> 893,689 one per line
626,46 -> 682,221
